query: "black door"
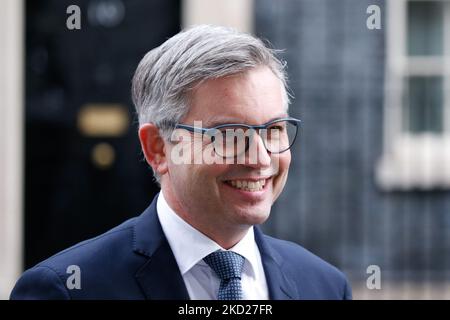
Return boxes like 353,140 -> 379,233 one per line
25,0 -> 180,268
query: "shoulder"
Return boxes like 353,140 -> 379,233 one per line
264,234 -> 343,275
10,217 -> 145,299
262,234 -> 352,299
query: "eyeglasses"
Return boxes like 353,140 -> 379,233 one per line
173,117 -> 301,158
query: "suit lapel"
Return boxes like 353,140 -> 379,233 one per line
254,227 -> 299,300
135,241 -> 190,299
133,194 -> 190,300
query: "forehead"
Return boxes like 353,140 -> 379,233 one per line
184,66 -> 286,126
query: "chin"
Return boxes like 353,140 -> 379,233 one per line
232,206 -> 271,226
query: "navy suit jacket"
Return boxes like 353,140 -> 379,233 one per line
11,194 -> 352,300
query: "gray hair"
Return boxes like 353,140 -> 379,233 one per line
131,25 -> 290,182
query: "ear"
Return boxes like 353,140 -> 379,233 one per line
138,123 -> 169,176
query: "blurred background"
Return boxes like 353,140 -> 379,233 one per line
1,0 -> 450,299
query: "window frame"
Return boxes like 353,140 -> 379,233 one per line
376,0 -> 450,190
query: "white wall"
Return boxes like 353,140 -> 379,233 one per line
182,0 -> 254,33
0,0 -> 24,299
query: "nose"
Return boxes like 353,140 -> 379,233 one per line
244,131 -> 271,169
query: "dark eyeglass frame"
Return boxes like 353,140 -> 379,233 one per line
173,117 -> 302,156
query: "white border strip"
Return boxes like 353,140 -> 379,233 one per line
182,0 -> 254,33
0,0 -> 24,299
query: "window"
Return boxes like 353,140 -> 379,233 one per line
376,0 -> 450,190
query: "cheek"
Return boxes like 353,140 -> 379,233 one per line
181,163 -> 229,187
198,163 -> 229,185
280,152 -> 291,172
272,152 -> 291,177
272,153 -> 291,191
168,164 -> 188,185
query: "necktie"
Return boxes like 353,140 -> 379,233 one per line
203,250 -> 245,300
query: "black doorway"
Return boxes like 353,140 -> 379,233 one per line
24,0 -> 180,268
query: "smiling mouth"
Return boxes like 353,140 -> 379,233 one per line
224,178 -> 271,192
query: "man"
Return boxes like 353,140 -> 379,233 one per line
11,25 -> 352,300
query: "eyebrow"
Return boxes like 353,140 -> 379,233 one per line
204,113 -> 289,128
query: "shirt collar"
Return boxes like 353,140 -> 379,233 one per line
156,191 -> 259,278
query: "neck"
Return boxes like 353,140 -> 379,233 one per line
195,222 -> 250,250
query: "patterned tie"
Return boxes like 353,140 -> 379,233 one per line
203,250 -> 245,300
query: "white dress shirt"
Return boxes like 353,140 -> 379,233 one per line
156,191 -> 269,300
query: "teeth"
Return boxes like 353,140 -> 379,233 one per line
228,179 -> 267,192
